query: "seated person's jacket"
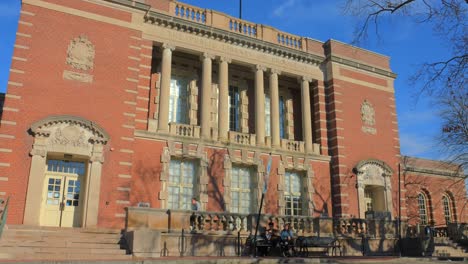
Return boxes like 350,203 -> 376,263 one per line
280,229 -> 294,241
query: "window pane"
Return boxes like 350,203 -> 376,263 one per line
169,77 -> 188,124
265,95 -> 271,137
279,96 -> 285,139
167,159 -> 196,210
284,171 -> 302,216
229,86 -> 240,131
230,166 -> 252,214
418,193 -> 428,225
443,196 -> 451,223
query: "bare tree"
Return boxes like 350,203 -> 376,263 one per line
343,0 -> 467,169
439,87 -> 468,169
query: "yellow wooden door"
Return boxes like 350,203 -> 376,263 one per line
41,160 -> 85,227
42,176 -> 64,227
60,176 -> 82,227
41,173 -> 82,227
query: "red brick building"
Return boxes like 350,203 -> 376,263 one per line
0,0 -> 465,236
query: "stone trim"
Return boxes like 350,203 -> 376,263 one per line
159,142 -> 209,210
25,115 -> 109,227
222,149 -> 264,213
277,155 -> 315,216
135,129 -> 332,162
14,44 -> 30,50
12,56 -> 27,62
16,32 -> 32,38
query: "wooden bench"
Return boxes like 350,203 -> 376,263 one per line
296,236 -> 341,257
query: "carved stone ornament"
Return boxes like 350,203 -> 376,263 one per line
30,115 -> 109,146
66,35 -> 95,71
361,164 -> 384,182
51,125 -> 87,147
361,100 -> 375,126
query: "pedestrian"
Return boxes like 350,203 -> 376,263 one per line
190,197 -> 201,231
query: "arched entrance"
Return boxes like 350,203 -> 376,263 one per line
355,159 -> 394,219
24,115 -> 109,228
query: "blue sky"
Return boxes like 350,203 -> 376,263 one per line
0,0 -> 447,160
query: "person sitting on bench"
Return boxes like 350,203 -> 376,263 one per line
279,223 -> 295,257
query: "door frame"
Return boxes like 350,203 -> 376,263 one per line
24,115 -> 109,228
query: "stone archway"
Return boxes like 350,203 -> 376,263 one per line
24,115 -> 109,227
354,159 -> 394,219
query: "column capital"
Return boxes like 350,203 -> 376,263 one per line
30,148 -> 46,157
255,65 -> 266,72
162,43 -> 176,51
201,52 -> 215,60
300,76 -> 313,83
218,56 -> 232,64
269,68 -> 281,75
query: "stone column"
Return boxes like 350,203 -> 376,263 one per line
218,57 -> 231,141
83,143 -> 105,228
255,65 -> 266,146
201,53 -> 214,139
157,44 -> 175,133
301,77 -> 313,153
23,147 -> 47,225
269,69 -> 281,147
357,182 -> 366,219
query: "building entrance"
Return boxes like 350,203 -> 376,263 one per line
41,159 -> 86,227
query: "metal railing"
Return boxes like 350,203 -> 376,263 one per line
0,197 -> 10,239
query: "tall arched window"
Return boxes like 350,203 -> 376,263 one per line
418,193 -> 428,225
442,195 -> 452,224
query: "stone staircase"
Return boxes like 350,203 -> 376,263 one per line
433,237 -> 468,258
0,225 -> 132,260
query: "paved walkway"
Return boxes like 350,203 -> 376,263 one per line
4,256 -> 466,264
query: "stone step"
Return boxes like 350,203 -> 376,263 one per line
0,225 -> 129,261
4,229 -> 122,237
0,240 -> 121,248
6,225 -> 121,234
0,246 -> 127,255
1,252 -> 132,261
2,235 -> 122,243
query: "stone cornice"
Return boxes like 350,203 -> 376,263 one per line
144,11 -> 324,66
134,130 -> 331,162
403,166 -> 463,178
102,0 -> 396,79
105,0 -> 150,11
327,55 -> 397,79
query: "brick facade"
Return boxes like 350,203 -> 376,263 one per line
0,0 -> 465,230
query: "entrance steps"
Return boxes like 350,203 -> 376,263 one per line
0,225 -> 132,261
433,237 -> 468,258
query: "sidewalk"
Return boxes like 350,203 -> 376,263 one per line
4,256 -> 465,264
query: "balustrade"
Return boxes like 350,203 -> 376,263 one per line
173,2 -> 206,24
281,139 -> 305,152
277,32 -> 303,49
229,19 -> 257,37
127,207 -> 400,240
334,218 -> 398,239
169,123 -> 200,138
228,131 -> 255,146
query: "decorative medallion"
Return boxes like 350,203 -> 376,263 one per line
66,35 -> 95,71
361,100 -> 376,134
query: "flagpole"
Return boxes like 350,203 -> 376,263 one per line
239,0 -> 242,19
